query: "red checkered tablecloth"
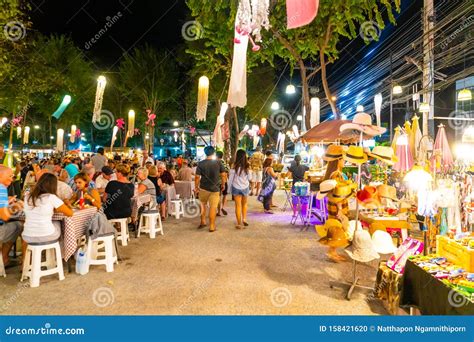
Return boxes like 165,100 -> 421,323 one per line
131,194 -> 152,221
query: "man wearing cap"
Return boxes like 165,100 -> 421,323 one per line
194,146 -> 226,232
96,166 -> 117,195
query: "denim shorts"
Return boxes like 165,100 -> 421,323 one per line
231,186 -> 249,196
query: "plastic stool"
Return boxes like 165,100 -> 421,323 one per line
138,210 -> 163,239
21,241 -> 65,288
109,218 -> 129,246
169,199 -> 184,219
87,235 -> 118,272
0,246 -> 5,277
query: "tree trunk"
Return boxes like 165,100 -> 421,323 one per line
296,62 -> 311,130
8,111 -> 15,150
320,50 -> 338,119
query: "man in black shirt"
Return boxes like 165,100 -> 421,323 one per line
195,146 -> 226,232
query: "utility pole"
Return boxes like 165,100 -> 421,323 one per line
389,50 -> 393,142
422,0 -> 435,136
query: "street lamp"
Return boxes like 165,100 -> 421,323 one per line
392,85 -> 403,95
331,95 -> 337,102
271,101 -> 280,110
34,125 -> 40,129
356,105 -> 364,112
458,88 -> 472,101
286,84 -> 296,94
173,121 -> 179,127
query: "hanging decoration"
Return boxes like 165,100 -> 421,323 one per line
276,132 -> 286,155
52,95 -> 71,119
410,116 -> 423,162
236,0 -> 270,43
0,117 -> 7,128
70,125 -> 77,143
11,116 -> 22,127
75,128 -> 81,139
286,0 -> 319,29
238,124 -> 250,139
134,128 -> 141,136
16,127 -> 21,139
116,118 -> 125,130
196,76 -> 209,121
292,124 -> 300,139
145,110 -> 156,127
213,102 -> 227,148
259,118 -> 267,135
310,97 -> 320,128
393,133 -> 413,172
174,132 -> 178,142
374,93 -> 382,127
110,126 -> 119,151
431,124 -> 454,172
128,110 -> 135,137
92,76 -> 107,123
56,129 -> 64,152
23,126 -> 30,144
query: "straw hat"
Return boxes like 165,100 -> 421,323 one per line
345,229 -> 380,263
315,218 -> 339,238
327,181 -> 356,203
323,145 -> 344,161
377,184 -> 398,202
343,145 -> 368,165
318,219 -> 349,248
368,146 -> 398,165
316,179 -> 337,200
340,113 -> 387,137
371,230 -> 397,254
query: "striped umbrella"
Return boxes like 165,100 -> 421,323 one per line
393,133 -> 414,172
431,124 -> 453,172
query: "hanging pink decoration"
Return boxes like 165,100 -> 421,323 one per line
145,109 -> 156,127
189,126 -> 196,135
431,124 -> 454,172
75,128 -> 81,138
286,0 -> 319,29
11,116 -> 23,126
134,128 -> 141,135
116,118 -> 125,130
259,118 -> 267,135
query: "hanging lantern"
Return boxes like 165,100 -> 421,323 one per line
286,84 -> 296,94
70,125 -> 77,143
110,126 -> 119,151
374,93 -> 383,127
174,132 -> 178,142
356,105 -> 364,113
52,95 -> 72,119
271,101 -> 280,110
23,126 -> 30,144
310,97 -> 320,128
0,117 -> 7,128
259,118 -> 267,135
458,88 -> 472,101
392,85 -> 403,95
16,127 -> 21,139
196,76 -> 209,121
128,110 -> 135,137
92,76 -> 107,123
56,129 -> 64,152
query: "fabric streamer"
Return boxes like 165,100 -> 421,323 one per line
0,117 -> 7,128
431,124 -> 454,172
128,110 -> 135,137
213,102 -> 227,148
56,129 -> 64,152
286,0 -> 319,29
16,127 -> 21,139
238,124 -> 250,139
259,118 -> 267,135
374,93 -> 382,127
310,97 -> 320,128
196,76 -> 209,121
92,76 -> 107,123
70,125 -> 77,143
23,126 -> 30,144
276,132 -> 286,154
110,126 -> 119,151
52,95 -> 72,120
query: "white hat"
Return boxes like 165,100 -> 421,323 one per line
346,220 -> 362,241
345,229 -> 380,263
371,230 -> 397,254
340,113 -> 386,137
316,179 -> 337,200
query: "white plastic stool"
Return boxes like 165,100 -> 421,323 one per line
87,234 -> 118,272
21,241 -> 65,288
169,199 -> 184,219
0,248 -> 5,277
138,210 -> 163,239
109,218 -> 129,246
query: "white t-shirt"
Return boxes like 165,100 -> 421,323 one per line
57,181 -> 73,201
23,194 -> 64,238
95,173 -> 117,190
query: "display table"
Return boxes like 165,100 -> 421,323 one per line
400,259 -> 474,315
360,212 -> 410,245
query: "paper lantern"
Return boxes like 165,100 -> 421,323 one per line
458,88 -> 472,101
260,118 -> 267,135
392,85 -> 402,95
23,126 -> 30,144
16,127 -> 21,139
110,126 -> 119,151
196,76 -> 209,121
70,125 -> 77,143
128,110 -> 135,137
238,124 -> 250,139
271,101 -> 280,110
56,129 -> 64,152
92,76 -> 107,123
374,93 -> 382,127
292,125 -> 299,138
52,95 -> 72,119
0,117 -> 7,128
286,84 -> 296,94
310,97 -> 320,128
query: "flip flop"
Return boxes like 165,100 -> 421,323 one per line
243,222 -> 249,227
197,224 -> 207,229
222,209 -> 228,216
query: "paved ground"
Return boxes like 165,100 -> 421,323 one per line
0,191 -> 386,315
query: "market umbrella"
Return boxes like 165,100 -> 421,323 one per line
301,119 -> 364,144
391,126 -> 401,154
431,124 -> 454,172
392,133 -> 414,172
410,115 -> 423,162
404,120 -> 412,137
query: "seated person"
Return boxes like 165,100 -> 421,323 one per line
69,173 -> 102,210
95,166 -> 116,196
136,167 -> 156,197
148,166 -> 166,219
22,173 -> 73,246
176,160 -> 194,181
103,164 -> 134,220
157,162 -> 175,186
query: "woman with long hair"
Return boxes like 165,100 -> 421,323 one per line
228,149 -> 251,229
70,172 -> 102,209
22,173 -> 73,246
260,157 -> 278,214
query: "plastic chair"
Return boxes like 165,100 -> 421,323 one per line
109,218 -> 130,246
87,234 -> 118,272
169,199 -> 184,219
21,241 -> 65,288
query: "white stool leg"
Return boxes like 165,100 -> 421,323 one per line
149,217 -> 156,239
21,248 -> 31,281
137,215 -> 144,237
120,221 -> 128,246
45,248 -> 56,269
30,247 -> 42,288
104,238 -> 115,272
54,244 -> 65,281
156,215 -> 163,235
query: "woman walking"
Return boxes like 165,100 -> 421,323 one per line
228,149 -> 251,229
259,158 -> 277,214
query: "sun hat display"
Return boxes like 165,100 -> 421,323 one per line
371,230 -> 397,254
315,218 -> 340,238
316,179 -> 337,200
368,146 -> 398,165
340,112 -> 387,137
323,144 -> 344,161
327,181 -> 356,203
345,229 -> 380,263
346,220 -> 362,241
343,145 -> 368,165
318,219 -> 349,248
356,185 -> 378,204
377,184 -> 399,202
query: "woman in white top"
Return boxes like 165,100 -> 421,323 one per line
23,173 -> 73,244
228,149 -> 251,229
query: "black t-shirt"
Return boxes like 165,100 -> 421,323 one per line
196,159 -> 225,192
288,162 -> 309,183
103,180 -> 134,219
148,176 -> 161,196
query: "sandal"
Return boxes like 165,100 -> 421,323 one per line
243,222 -> 249,227
197,224 -> 207,229
222,209 -> 228,216
235,225 -> 242,230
